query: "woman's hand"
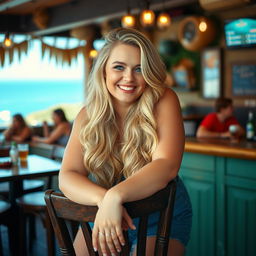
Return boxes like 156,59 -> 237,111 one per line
92,191 -> 135,255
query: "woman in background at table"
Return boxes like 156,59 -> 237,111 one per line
32,108 -> 71,146
3,113 -> 32,143
59,28 -> 192,256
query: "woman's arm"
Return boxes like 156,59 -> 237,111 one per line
196,125 -> 229,138
58,107 -> 107,206
3,126 -> 14,141
12,127 -> 32,143
32,123 -> 67,144
106,88 -> 185,204
43,121 -> 50,137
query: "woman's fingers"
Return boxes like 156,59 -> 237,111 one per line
98,231 -> 109,256
115,226 -> 125,247
92,227 -> 99,252
123,208 -> 136,230
110,229 -> 122,253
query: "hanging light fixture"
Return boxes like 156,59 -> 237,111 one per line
122,13 -> 136,28
3,32 -> 12,48
140,1 -> 155,28
157,0 -> 171,30
89,49 -> 98,59
157,12 -> 171,29
122,0 -> 136,28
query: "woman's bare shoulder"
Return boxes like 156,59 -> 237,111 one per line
73,106 -> 88,128
156,87 -> 180,113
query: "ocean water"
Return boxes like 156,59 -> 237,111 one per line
0,79 -> 84,124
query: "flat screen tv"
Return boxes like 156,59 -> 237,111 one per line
224,17 -> 256,49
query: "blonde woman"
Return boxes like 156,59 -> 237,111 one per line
59,28 -> 192,256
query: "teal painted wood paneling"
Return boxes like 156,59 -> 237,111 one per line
227,187 -> 256,256
182,177 -> 215,256
181,153 -> 215,172
180,152 -> 256,256
216,157 -> 226,256
179,167 -> 215,183
226,158 -> 256,179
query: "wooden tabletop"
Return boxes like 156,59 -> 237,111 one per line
0,154 -> 61,182
185,138 -> 256,160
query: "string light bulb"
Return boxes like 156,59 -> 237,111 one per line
89,49 -> 98,59
121,13 -> 136,28
157,12 -> 171,29
140,9 -> 155,27
199,20 -> 207,32
3,32 -> 12,48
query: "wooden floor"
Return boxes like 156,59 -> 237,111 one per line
1,216 -> 61,256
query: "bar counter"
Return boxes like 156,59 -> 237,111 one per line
184,137 -> 256,160
180,137 -> 256,256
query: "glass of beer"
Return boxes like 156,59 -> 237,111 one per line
18,144 -> 29,162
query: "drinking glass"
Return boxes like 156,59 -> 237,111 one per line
18,143 -> 29,162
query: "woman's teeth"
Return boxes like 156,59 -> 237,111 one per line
118,85 -> 135,91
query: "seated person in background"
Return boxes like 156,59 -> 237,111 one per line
196,97 -> 244,139
3,113 -> 32,143
32,108 -> 71,146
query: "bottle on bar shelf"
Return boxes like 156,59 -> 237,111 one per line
246,111 -> 255,141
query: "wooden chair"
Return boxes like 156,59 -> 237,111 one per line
45,180 -> 177,256
0,200 -> 16,256
16,191 -> 55,256
15,145 -> 65,256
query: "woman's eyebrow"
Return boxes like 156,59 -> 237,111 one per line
112,61 -> 126,65
112,61 -> 141,67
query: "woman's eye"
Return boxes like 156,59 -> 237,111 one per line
135,66 -> 142,73
113,65 -> 124,71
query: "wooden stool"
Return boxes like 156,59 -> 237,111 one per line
0,200 -> 16,256
16,191 -> 55,256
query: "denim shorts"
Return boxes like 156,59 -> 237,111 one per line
129,176 -> 192,252
89,176 -> 192,251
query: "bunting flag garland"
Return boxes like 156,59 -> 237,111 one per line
41,41 -> 85,66
0,40 -> 30,67
0,37 -> 84,67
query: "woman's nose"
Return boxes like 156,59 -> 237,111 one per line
123,69 -> 134,81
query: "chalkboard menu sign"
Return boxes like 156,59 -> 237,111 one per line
232,63 -> 256,96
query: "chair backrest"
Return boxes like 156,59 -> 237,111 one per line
45,180 -> 177,256
51,145 -> 65,161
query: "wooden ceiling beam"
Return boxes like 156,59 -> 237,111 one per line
0,0 -> 198,36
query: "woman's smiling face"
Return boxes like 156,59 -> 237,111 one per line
105,43 -> 147,108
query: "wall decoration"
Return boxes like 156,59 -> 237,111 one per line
172,58 -> 196,90
178,16 -> 216,51
201,47 -> 222,98
231,62 -> 256,96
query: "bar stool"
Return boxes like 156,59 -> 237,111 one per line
16,191 -> 55,256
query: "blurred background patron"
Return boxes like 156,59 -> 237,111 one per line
32,108 -> 71,146
196,98 -> 245,139
2,113 -> 32,143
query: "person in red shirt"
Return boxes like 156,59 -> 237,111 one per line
196,98 -> 244,139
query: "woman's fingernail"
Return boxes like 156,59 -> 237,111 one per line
111,253 -> 116,256
93,247 -> 97,252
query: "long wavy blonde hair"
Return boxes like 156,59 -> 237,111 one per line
80,28 -> 167,188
